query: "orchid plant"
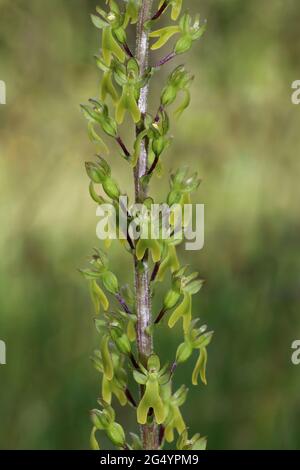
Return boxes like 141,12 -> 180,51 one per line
80,0 -> 212,450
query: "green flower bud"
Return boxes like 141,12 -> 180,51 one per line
110,327 -> 131,355
89,182 -> 106,205
161,85 -> 177,107
106,422 -> 125,447
85,162 -> 105,184
164,288 -> 180,310
174,36 -> 193,55
91,409 -> 108,430
113,26 -> 126,45
176,340 -> 193,364
102,270 -> 119,294
102,177 -> 121,200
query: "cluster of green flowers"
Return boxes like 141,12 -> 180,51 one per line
80,0 -> 211,450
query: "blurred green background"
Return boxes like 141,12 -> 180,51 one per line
1,0 -> 300,450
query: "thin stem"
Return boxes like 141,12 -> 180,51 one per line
116,135 -> 130,158
154,306 -> 167,325
123,42 -> 134,58
125,388 -> 137,408
155,51 -> 176,68
146,154 -> 159,176
134,0 -> 159,451
115,293 -> 131,314
150,261 -> 160,282
151,0 -> 168,21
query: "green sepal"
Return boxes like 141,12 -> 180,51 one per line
102,270 -> 119,294
91,14 -> 108,29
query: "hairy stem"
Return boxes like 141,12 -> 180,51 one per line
134,0 -> 159,451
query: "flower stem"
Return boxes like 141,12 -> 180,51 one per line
134,0 -> 159,450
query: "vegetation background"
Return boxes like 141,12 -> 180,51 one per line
0,0 -> 300,449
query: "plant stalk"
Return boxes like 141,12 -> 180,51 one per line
134,0 -> 159,450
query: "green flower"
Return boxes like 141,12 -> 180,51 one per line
114,58 -> 145,124
161,383 -> 187,443
175,320 -> 213,386
110,321 -> 132,356
161,268 -> 204,333
81,99 -> 118,138
135,205 -> 162,263
174,13 -> 206,55
149,12 -> 206,54
134,355 -> 169,425
161,65 -> 194,117
176,429 -> 207,450
91,2 -> 126,65
104,353 -> 127,406
91,401 -> 126,448
156,239 -> 181,282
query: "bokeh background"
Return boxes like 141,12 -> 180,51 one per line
0,0 -> 300,450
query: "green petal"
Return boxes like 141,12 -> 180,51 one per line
127,89 -> 141,123
149,240 -> 162,263
90,427 -> 100,450
165,424 -> 175,443
175,89 -> 191,118
133,370 -> 147,385
101,71 -> 118,102
116,92 -> 126,124
171,0 -> 183,21
136,239 -> 147,261
168,292 -> 191,330
102,375 -> 112,404
192,347 -> 208,386
149,26 -> 180,50
87,121 -> 109,154
100,336 -> 114,381
115,388 -> 127,407
127,319 -> 136,342
102,28 -> 113,65
169,244 -> 180,271
90,280 -> 109,313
